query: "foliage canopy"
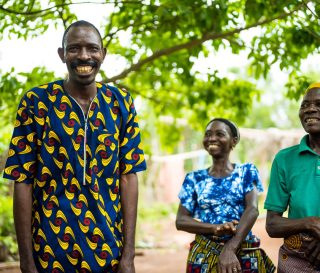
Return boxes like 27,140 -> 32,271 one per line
1,0 -> 319,150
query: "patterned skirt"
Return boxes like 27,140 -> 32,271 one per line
278,233 -> 320,273
186,235 -> 275,273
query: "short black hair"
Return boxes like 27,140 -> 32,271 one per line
62,20 -> 103,48
206,118 -> 240,142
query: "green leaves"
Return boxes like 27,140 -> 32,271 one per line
0,67 -> 55,125
1,0 -> 320,149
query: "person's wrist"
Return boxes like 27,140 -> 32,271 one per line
305,217 -> 319,233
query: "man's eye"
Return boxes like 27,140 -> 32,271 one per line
68,47 -> 78,52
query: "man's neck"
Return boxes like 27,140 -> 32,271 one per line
63,79 -> 97,100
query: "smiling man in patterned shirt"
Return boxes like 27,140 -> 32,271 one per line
3,20 -> 146,273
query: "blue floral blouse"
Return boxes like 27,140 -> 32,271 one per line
178,163 -> 263,240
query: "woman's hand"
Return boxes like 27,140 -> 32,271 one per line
214,220 -> 239,236
218,247 -> 241,273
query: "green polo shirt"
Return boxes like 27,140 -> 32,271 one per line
264,135 -> 320,219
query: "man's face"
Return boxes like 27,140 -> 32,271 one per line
58,26 -> 106,86
299,88 -> 320,134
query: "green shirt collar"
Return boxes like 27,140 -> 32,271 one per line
299,134 -> 319,155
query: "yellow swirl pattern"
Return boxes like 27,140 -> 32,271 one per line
86,237 -> 97,250
61,95 -> 72,108
58,237 -> 69,250
44,143 -> 55,154
53,158 -> 63,169
65,226 -> 75,240
70,111 -> 81,125
39,257 -> 48,269
49,220 -> 61,234
78,220 -> 89,233
3,81 -> 147,271
12,136 -> 24,145
19,145 -> 32,154
23,161 -> 35,171
85,211 -> 96,224
109,188 -> 117,202
27,132 -> 36,142
53,261 -> 64,272
102,243 -> 113,256
56,210 -> 67,223
79,194 -> 89,207
81,261 -> 91,270
62,122 -> 74,135
54,106 -> 65,119
27,91 -> 40,99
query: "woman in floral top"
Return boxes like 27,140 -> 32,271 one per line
176,118 -> 275,273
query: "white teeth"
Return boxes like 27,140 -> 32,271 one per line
306,118 -> 319,123
76,66 -> 93,73
208,144 -> 218,149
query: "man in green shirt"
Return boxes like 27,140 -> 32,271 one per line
264,83 -> 320,272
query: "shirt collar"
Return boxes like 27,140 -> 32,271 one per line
299,134 -> 319,155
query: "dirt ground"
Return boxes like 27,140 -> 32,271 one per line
0,217 -> 282,273
135,216 -> 283,273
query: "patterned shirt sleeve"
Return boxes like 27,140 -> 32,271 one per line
3,92 -> 38,184
243,163 -> 264,194
118,89 -> 146,174
178,172 -> 197,214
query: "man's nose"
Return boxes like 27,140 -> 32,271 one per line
305,103 -> 318,112
78,48 -> 90,59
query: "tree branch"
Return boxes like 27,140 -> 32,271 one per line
114,83 -> 161,103
0,1 -> 142,16
106,1 -> 310,83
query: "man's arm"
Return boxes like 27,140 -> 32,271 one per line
265,210 -> 320,239
117,173 -> 138,273
266,210 -> 320,268
13,182 -> 38,273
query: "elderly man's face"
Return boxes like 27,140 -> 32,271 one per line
299,88 -> 320,134
58,25 -> 106,86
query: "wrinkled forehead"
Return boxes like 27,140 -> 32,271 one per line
303,87 -> 320,101
64,25 -> 102,47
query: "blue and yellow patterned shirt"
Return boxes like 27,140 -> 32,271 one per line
4,80 -> 146,272
178,163 -> 263,240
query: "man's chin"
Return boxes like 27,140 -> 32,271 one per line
71,75 -> 97,86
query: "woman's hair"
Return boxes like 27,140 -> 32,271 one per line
206,118 -> 240,143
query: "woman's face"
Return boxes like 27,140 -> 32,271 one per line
203,120 -> 236,157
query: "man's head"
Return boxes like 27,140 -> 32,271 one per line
299,83 -> 320,134
58,20 -> 106,87
61,20 -> 103,49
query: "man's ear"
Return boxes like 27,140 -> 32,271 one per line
232,137 -> 238,147
58,47 -> 65,63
